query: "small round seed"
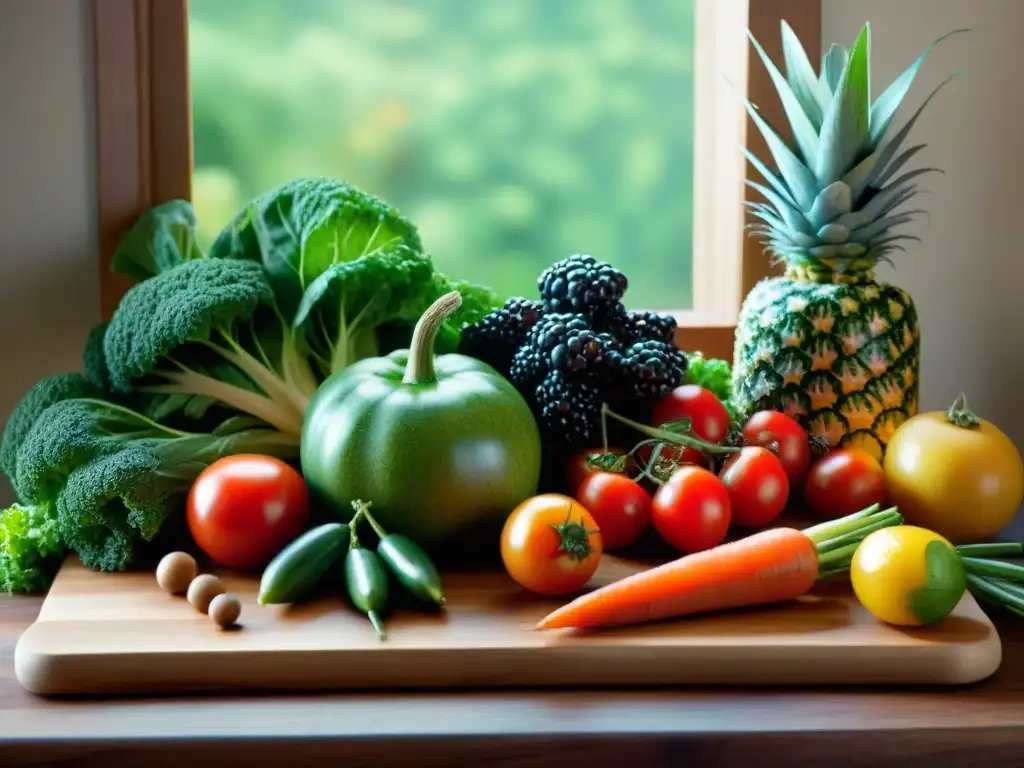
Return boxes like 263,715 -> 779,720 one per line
209,593 -> 242,629
187,574 -> 225,614
155,551 -> 197,596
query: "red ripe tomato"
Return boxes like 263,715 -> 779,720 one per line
651,466 -> 731,554
804,448 -> 887,519
719,446 -> 790,528
742,410 -> 811,486
566,446 -> 631,494
653,385 -> 731,444
575,472 -> 652,550
187,454 -> 309,571
641,385 -> 731,470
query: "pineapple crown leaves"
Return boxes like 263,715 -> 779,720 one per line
739,21 -> 969,270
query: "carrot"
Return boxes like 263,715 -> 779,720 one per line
536,503 -> 903,631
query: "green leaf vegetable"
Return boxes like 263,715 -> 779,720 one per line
110,200 -> 206,282
684,353 -> 737,419
0,175 -> 503,591
292,244 -> 436,375
1,373 -> 298,582
103,258 -> 318,438
0,502 -> 64,594
209,177 -> 501,376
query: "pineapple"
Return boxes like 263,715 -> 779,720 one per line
732,22 -> 964,461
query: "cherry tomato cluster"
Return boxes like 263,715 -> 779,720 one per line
561,385 -> 889,560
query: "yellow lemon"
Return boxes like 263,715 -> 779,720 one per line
851,525 -> 966,627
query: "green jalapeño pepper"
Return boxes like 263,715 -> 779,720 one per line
343,509 -> 389,641
356,500 -> 446,608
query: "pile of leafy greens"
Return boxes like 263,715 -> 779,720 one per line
0,177 -> 502,593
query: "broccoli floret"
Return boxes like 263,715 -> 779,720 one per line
103,258 -> 318,437
83,323 -> 112,392
0,502 -> 64,594
0,373 -> 99,488
56,448 -> 171,571
8,395 -> 300,579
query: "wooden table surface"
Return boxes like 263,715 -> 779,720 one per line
0,591 -> 1022,767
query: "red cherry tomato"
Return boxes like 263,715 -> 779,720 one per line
575,472 -> 652,550
640,385 -> 730,470
651,466 -> 732,554
742,410 -> 811,486
187,454 -> 309,571
804,448 -> 887,519
566,446 -> 632,494
653,385 -> 731,444
719,446 -> 790,528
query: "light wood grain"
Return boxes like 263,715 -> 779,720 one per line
13,551 -> 1001,696
4,508 -> 1023,764
2,594 -> 1024,766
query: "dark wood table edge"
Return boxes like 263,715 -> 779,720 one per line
2,508 -> 1023,767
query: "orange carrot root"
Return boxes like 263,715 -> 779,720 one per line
536,527 -> 818,631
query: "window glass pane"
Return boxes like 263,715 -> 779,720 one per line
189,0 -> 695,309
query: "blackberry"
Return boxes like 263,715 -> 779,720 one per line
588,301 -> 629,335
534,371 -> 603,449
509,344 -> 547,390
611,340 -> 687,403
537,254 -> 628,316
458,296 -> 542,374
625,311 -> 678,344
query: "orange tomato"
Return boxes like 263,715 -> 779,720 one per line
500,493 -> 603,596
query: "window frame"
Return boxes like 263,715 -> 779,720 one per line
92,0 -> 820,362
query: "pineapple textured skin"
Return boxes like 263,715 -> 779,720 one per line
733,273 -> 919,461
728,20 -> 963,458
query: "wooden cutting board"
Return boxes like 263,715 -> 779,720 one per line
15,553 -> 1001,695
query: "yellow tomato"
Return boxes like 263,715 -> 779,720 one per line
500,494 -> 603,596
851,526 -> 966,627
883,396 -> 1023,544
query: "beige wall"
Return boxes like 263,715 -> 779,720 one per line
0,0 -> 99,505
823,0 -> 1024,448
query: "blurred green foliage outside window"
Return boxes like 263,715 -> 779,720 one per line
188,0 -> 695,308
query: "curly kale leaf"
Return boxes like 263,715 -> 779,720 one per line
0,502 -> 64,594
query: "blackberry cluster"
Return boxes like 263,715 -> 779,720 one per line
458,254 -> 687,453
458,297 -> 542,374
